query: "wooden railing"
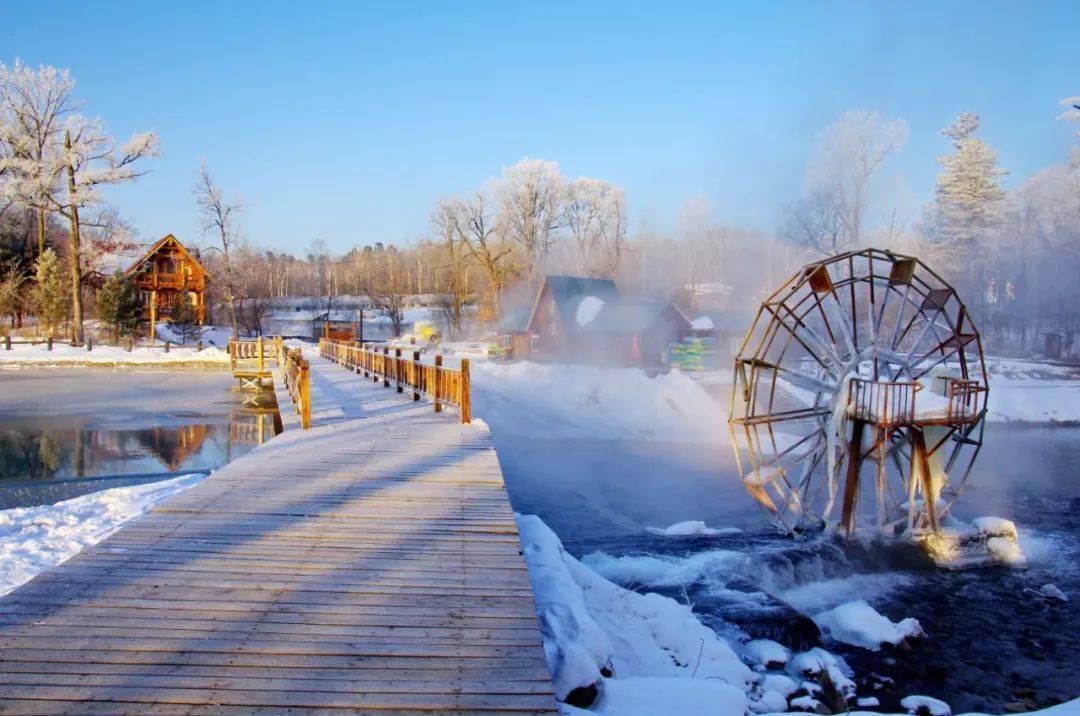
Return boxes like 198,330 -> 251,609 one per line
847,376 -> 986,428
944,378 -> 986,424
847,378 -> 917,427
319,338 -> 471,423
230,338 -> 311,429
276,339 -> 312,429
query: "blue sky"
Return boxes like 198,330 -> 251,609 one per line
5,1 -> 1078,252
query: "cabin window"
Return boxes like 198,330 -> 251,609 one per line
529,334 -> 539,352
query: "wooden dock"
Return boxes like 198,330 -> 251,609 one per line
0,350 -> 556,713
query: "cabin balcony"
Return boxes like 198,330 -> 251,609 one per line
135,273 -> 204,291
846,377 -> 985,428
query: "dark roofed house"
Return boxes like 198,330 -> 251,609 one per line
519,275 -> 692,368
526,275 -> 621,359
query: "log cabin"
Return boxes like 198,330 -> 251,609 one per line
124,234 -> 209,338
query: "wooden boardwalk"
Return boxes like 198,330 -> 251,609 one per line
0,352 -> 556,713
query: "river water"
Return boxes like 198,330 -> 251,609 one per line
491,424 -> 1080,713
0,368 -> 278,508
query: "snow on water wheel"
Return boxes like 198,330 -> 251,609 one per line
727,248 -> 989,538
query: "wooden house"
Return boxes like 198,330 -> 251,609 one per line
124,234 -> 209,337
521,275 -> 692,368
526,276 -> 621,359
584,300 -> 693,368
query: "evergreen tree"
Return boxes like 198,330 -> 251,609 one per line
933,112 -> 1008,248
95,270 -> 142,342
30,248 -> 68,337
170,293 -> 200,343
927,112 -> 1008,314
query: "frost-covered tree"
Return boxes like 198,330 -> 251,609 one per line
0,264 -> 24,329
0,61 -> 77,256
497,158 -> 566,281
562,178 -> 627,278
45,117 -> 160,343
194,163 -> 243,340
932,112 -> 1008,248
456,190 -> 516,319
30,248 -> 67,336
788,110 -> 908,254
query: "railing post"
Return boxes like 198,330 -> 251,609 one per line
433,354 -> 443,413
47,336 -> 53,351
413,351 -> 421,401
257,336 -> 265,375
460,358 -> 471,424
4,335 -> 10,350
383,347 -> 390,388
300,359 -> 311,429
395,349 -> 403,393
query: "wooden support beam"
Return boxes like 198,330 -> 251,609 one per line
840,419 -> 866,536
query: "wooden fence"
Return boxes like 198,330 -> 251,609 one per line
318,339 -> 471,423
229,338 -> 311,429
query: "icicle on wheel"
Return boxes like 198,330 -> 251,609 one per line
728,248 -> 989,538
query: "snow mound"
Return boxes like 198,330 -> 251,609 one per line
515,514 -> 754,707
576,296 -> 606,327
645,521 -> 743,537
901,694 -> 952,715
0,474 -> 206,596
973,516 -> 1018,540
812,599 -> 923,651
743,639 -> 790,669
471,361 -> 724,442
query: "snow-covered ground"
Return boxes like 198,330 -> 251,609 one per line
985,358 -> 1080,423
0,473 -> 205,597
0,340 -> 229,367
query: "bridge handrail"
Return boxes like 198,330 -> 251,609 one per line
275,338 -> 311,429
318,338 -> 471,424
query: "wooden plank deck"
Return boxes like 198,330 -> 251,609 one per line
0,351 -> 556,714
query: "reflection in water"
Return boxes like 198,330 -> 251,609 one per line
0,382 -> 283,508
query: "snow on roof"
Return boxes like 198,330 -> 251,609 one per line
575,296 -> 605,327
691,316 -> 714,331
531,275 -> 621,332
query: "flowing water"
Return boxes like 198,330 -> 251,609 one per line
0,368 -> 280,508
492,425 -> 1080,713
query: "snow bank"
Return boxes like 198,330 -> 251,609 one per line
0,341 -> 228,367
812,599 -> 924,651
472,361 -> 725,442
645,521 -> 743,537
515,514 -> 753,709
0,473 -> 205,596
576,296 -> 605,327
986,359 -> 1080,423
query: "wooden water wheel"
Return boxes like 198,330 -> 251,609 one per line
728,248 -> 989,537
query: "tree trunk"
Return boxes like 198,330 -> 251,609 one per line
36,206 -> 46,257
65,131 -> 84,344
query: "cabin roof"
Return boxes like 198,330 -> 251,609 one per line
125,234 -> 210,279
584,300 -> 692,333
527,275 -> 621,331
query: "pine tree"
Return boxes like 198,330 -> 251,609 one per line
30,248 -> 68,337
95,270 -> 142,342
170,293 -> 200,344
933,112 -> 1008,248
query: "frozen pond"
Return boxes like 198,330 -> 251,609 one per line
492,424 -> 1080,713
0,368 -> 278,508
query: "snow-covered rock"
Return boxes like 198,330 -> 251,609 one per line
813,599 -> 923,651
514,514 -> 754,709
1038,583 -> 1069,602
645,520 -> 742,537
973,516 -> 1019,540
901,694 -> 952,716
761,673 -> 798,697
743,639 -> 790,669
